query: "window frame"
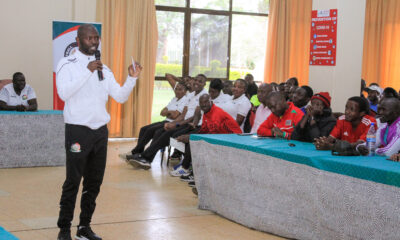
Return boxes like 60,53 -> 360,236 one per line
155,0 -> 269,81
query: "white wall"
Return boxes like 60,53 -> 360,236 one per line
0,0 -> 97,109
309,0 -> 366,112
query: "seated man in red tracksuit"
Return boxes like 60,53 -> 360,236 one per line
170,93 -> 242,177
257,92 -> 304,139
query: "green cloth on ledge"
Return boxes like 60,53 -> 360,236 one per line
190,134 -> 400,188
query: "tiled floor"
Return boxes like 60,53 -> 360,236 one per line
0,140 -> 285,240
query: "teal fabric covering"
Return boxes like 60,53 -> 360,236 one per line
0,226 -> 18,240
0,110 -> 62,115
190,134 -> 400,188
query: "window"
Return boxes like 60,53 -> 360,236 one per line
189,13 -> 229,78
152,0 -> 269,122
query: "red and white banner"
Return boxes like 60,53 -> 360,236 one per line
309,9 -> 337,66
52,21 -> 101,110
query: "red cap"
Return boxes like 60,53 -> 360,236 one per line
311,92 -> 331,107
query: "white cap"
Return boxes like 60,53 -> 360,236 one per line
367,85 -> 383,96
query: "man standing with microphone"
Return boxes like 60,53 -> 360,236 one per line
56,24 -> 142,240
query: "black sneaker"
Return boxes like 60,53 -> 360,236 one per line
180,172 -> 194,182
57,228 -> 72,240
188,181 -> 196,188
126,153 -> 141,161
192,187 -> 198,196
129,157 -> 151,170
75,226 -> 102,240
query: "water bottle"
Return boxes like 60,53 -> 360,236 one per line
366,123 -> 376,156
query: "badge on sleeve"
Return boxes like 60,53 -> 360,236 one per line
70,143 -> 81,153
285,120 -> 292,126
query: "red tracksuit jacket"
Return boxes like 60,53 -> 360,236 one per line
199,105 -> 242,134
257,102 -> 304,139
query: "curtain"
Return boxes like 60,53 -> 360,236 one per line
264,0 -> 312,86
96,0 -> 158,137
362,0 -> 400,90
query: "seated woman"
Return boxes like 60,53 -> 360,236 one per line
291,92 -> 337,142
0,72 -> 38,111
123,82 -> 188,160
314,96 -> 376,150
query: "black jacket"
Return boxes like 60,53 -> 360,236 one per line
291,109 -> 337,142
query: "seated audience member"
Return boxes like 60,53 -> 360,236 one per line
257,92 -> 304,139
250,83 -> 273,133
208,79 -> 236,118
284,77 -> 299,100
291,92 -> 337,142
358,98 -> 400,157
232,79 -> 252,131
369,82 -> 380,87
315,96 -> 376,150
366,85 -> 382,114
293,85 -> 314,114
245,73 -> 258,98
170,94 -> 242,176
382,87 -> 399,99
128,74 -> 208,169
288,85 -> 298,102
222,80 -> 233,96
124,82 -> 188,160
0,72 -> 37,111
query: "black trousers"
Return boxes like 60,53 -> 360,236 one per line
181,127 -> 201,169
141,124 -> 194,162
57,124 -> 108,229
131,121 -> 167,154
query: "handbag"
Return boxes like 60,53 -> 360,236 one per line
331,140 -> 360,156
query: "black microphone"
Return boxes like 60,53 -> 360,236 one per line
94,50 -> 104,81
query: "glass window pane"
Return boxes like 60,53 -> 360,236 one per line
233,0 -> 269,14
190,0 -> 229,11
190,14 -> 229,78
151,81 -> 175,123
230,15 -> 268,81
155,0 -> 186,7
156,11 -> 184,77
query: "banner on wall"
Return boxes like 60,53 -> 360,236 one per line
52,21 -> 101,110
309,9 -> 337,66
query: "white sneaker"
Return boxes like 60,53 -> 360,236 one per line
170,166 -> 191,177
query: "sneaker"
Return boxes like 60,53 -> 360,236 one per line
57,228 -> 72,240
188,181 -> 196,188
126,153 -> 141,161
75,226 -> 102,240
180,172 -> 194,182
170,166 -> 190,177
128,157 -> 151,170
192,187 -> 198,196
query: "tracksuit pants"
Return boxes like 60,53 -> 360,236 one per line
131,121 -> 167,154
57,124 -> 108,229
